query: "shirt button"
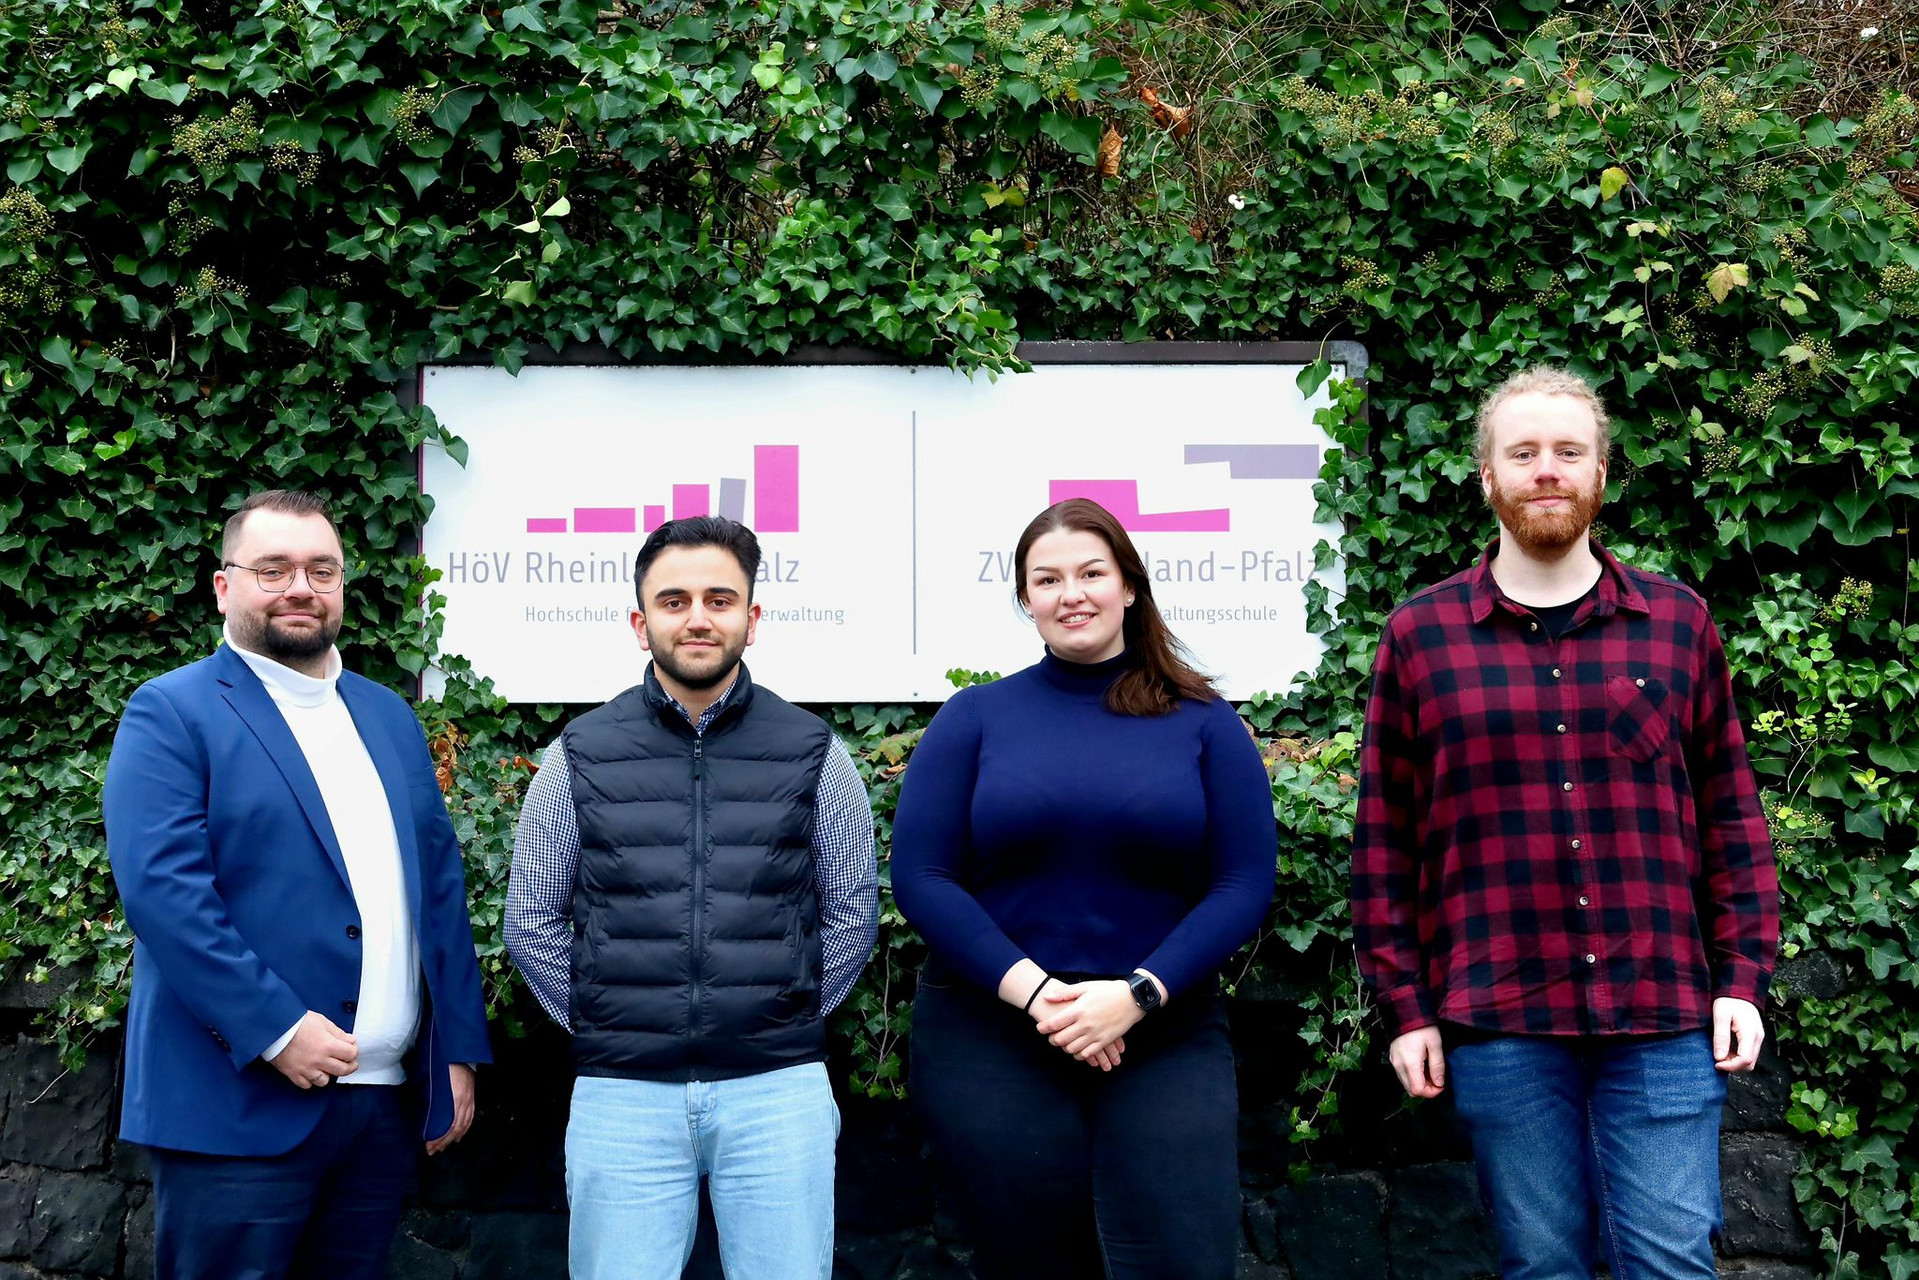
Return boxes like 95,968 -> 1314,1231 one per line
1530,622 -> 1539,632
1552,667 -> 1562,678
1556,723 -> 1567,733
1571,839 -> 1583,849
342,1000 -> 357,1015
1636,677 -> 1646,687
1563,781 -> 1574,792
345,925 -> 361,940
1584,953 -> 1598,965
1579,896 -> 1590,906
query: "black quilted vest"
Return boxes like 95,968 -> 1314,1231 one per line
563,664 -> 832,1081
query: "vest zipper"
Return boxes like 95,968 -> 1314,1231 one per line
690,733 -> 707,1049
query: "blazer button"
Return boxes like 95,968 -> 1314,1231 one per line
342,1000 -> 357,1015
345,925 -> 361,940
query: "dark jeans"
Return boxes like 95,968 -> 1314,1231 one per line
1449,1030 -> 1726,1280
147,1083 -> 417,1280
910,974 -> 1240,1280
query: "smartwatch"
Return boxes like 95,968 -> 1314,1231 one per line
1126,971 -> 1162,1014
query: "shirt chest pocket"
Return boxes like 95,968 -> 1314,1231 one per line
1607,675 -> 1673,762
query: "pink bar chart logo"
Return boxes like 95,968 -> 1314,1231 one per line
526,445 -> 800,535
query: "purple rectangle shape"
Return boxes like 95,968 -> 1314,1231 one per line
574,507 -> 637,534
717,477 -> 746,523
526,518 -> 568,534
643,505 -> 666,532
755,446 -> 799,533
672,484 -> 710,520
1184,443 -> 1323,480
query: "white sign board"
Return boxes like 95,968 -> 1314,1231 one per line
419,353 -> 1349,703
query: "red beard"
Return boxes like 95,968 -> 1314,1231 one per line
1489,474 -> 1604,553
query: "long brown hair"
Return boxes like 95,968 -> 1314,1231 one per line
1012,498 -> 1217,716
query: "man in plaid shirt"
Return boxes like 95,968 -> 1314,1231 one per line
1353,366 -> 1779,1279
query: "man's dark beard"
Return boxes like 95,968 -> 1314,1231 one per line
650,634 -> 746,691
1489,475 -> 1604,552
231,612 -> 340,662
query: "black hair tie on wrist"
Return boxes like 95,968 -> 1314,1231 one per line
1022,974 -> 1052,1014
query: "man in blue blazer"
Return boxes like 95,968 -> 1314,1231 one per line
104,489 -> 493,1279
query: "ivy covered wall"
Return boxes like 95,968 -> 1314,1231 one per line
3,0 -> 1916,1271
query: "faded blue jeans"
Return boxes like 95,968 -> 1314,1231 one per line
565,1062 -> 839,1280
1448,1030 -> 1726,1280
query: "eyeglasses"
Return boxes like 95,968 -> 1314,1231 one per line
223,561 -> 346,593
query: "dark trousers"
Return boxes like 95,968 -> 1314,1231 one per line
910,975 -> 1240,1280
148,1083 -> 417,1280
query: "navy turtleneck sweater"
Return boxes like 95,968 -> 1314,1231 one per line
891,650 -> 1277,998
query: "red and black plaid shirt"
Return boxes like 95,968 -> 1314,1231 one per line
1352,542 -> 1778,1039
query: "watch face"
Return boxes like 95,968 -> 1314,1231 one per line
1129,973 -> 1160,1011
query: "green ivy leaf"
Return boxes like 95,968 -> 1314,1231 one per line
1756,507 -> 1818,552
1296,360 -> 1333,398
42,447 -> 86,476
502,5 -> 546,32
46,144 -> 89,175
1802,117 -> 1842,147
137,79 -> 190,104
1039,112 -> 1102,163
1002,77 -> 1041,109
430,88 -> 485,134
1822,500 -> 1893,546
903,66 -> 945,114
338,134 -> 378,166
1868,740 -> 1919,773
1834,298 -> 1883,335
872,185 -> 915,221
400,161 -> 439,197
1640,64 -> 1679,96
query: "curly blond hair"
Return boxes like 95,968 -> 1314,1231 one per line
1473,365 -> 1612,468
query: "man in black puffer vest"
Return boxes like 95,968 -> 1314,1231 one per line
505,517 -> 878,1280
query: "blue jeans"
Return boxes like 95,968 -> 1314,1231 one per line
1448,1030 -> 1726,1280
566,1062 -> 839,1280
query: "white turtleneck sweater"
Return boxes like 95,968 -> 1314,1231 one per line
230,626 -> 421,1085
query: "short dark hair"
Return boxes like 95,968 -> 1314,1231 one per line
633,516 -> 762,607
220,490 -> 340,563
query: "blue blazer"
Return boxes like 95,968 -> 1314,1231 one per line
103,645 -> 493,1156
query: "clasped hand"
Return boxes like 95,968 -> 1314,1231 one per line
267,1010 -> 357,1089
1033,980 -> 1142,1072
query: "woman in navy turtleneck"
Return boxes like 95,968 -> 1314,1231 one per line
891,498 -> 1277,1280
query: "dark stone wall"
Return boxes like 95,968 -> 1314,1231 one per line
0,987 -> 1819,1279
